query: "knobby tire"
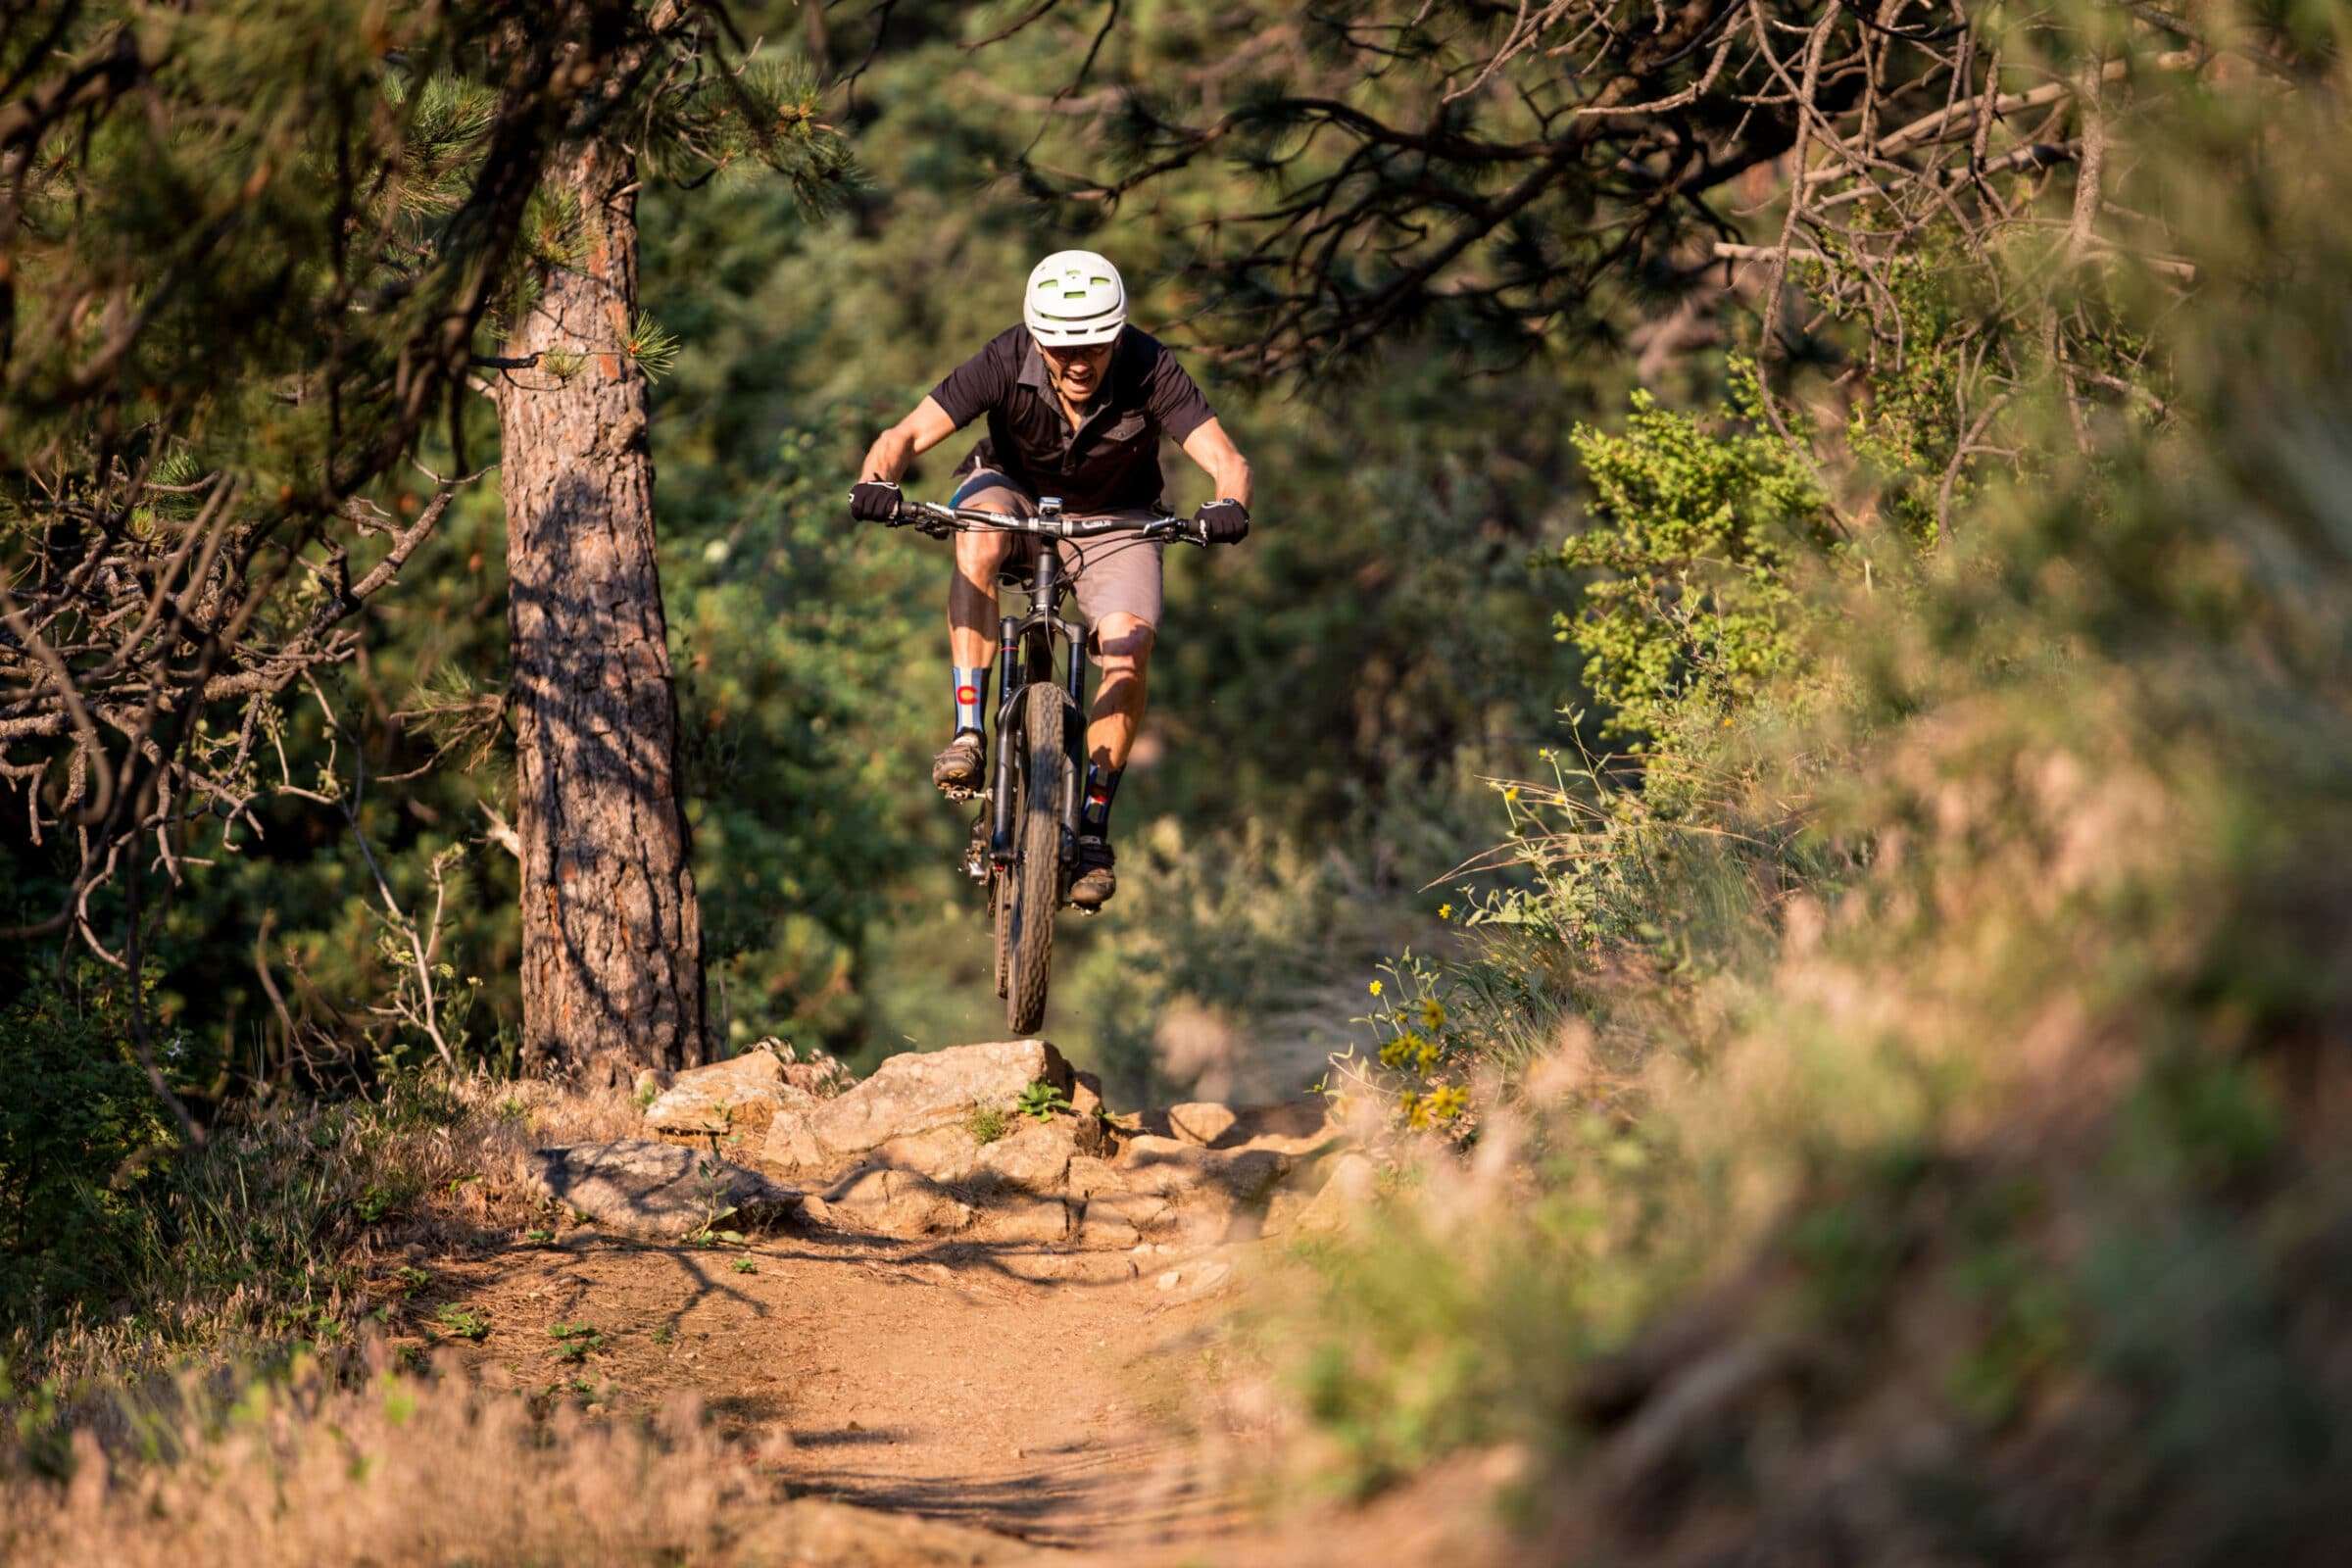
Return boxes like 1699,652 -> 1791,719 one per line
999,682 -> 1065,1034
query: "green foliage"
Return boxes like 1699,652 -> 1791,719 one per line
1348,956 -> 1475,1131
621,310 -> 682,382
1279,1105 -> 1698,1494
434,1305 -> 490,1343
1554,364 -> 1837,746
0,971 -> 174,1333
1271,10 -> 2352,1546
547,1322 -> 604,1364
1014,1082 -> 1069,1122
1831,234 -> 1993,549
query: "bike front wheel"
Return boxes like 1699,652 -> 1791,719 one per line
996,681 -> 1066,1034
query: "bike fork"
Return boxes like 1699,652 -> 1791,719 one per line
1061,635 -> 1087,860
989,613 -> 1020,862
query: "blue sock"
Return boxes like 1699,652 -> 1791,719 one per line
1080,763 -> 1122,840
953,666 -> 989,737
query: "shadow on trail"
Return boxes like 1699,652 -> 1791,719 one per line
778,1435 -> 1236,1550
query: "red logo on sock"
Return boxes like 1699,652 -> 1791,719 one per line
956,685 -> 978,704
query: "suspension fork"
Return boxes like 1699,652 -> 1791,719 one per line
989,610 -> 1019,862
1063,616 -> 1087,857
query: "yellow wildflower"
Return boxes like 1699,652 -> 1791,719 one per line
1417,998 -> 1446,1031
1368,979 -> 1384,998
1437,902 -> 1453,921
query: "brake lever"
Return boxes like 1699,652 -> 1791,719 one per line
1142,518 -> 1210,548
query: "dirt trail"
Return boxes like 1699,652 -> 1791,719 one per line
393,1043 -> 1515,1562
429,1221 -> 1251,1555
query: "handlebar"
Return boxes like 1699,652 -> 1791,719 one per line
886,499 -> 1213,548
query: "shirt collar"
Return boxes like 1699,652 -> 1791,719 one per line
1015,330 -> 1053,394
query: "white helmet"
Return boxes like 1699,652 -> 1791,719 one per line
1024,249 -> 1127,346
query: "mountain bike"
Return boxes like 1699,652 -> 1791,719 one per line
885,496 -> 1211,1033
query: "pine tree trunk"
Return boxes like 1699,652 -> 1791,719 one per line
496,136 -> 706,1080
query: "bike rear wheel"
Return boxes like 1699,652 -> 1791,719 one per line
996,682 -> 1066,1034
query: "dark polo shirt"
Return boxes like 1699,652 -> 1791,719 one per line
928,324 -> 1216,514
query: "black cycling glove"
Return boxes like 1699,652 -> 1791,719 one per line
1194,498 -> 1250,545
850,480 -> 904,523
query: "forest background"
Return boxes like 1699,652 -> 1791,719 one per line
3,1 -> 2349,1558
2,0 -> 1584,1109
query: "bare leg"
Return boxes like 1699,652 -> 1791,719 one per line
1088,612 -> 1154,770
949,504 -> 1017,668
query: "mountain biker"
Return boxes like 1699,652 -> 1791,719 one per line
850,250 -> 1254,910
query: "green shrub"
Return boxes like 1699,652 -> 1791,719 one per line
1553,362 -> 1838,748
0,970 -> 174,1335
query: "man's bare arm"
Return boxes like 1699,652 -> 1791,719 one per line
1180,417 -> 1253,509
860,397 -> 960,483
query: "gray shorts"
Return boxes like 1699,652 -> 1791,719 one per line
952,469 -> 1165,632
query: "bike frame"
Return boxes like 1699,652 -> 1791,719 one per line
895,496 -> 1202,887
988,523 -> 1088,871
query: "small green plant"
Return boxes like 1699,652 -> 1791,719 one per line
633,1080 -> 662,1111
547,1321 -> 604,1363
732,1256 -> 757,1275
357,1176 -> 419,1224
651,1323 -> 674,1347
1346,954 -> 1477,1131
1016,1081 -> 1070,1122
965,1102 -> 1010,1145
524,1227 -> 554,1245
684,1153 -> 746,1244
435,1304 -> 489,1341
395,1265 -> 432,1295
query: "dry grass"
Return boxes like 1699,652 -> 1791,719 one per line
3,1352 -> 761,1566
1,1347 -> 1033,1565
11,1076 -> 644,1390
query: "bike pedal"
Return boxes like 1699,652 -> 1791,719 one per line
938,784 -> 980,803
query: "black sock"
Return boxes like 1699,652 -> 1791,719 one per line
952,666 -> 989,738
1079,762 -> 1122,841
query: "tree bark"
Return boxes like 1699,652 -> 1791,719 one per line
496,135 -> 706,1080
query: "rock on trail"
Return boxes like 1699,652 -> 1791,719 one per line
536,1039 -> 1361,1264
638,1039 -> 851,1138
525,1140 -> 801,1240
763,1038 -> 1074,1169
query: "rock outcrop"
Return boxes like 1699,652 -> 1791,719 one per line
762,1039 -> 1073,1169
584,1039 -> 1370,1265
527,1141 -> 800,1240
642,1042 -> 850,1139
